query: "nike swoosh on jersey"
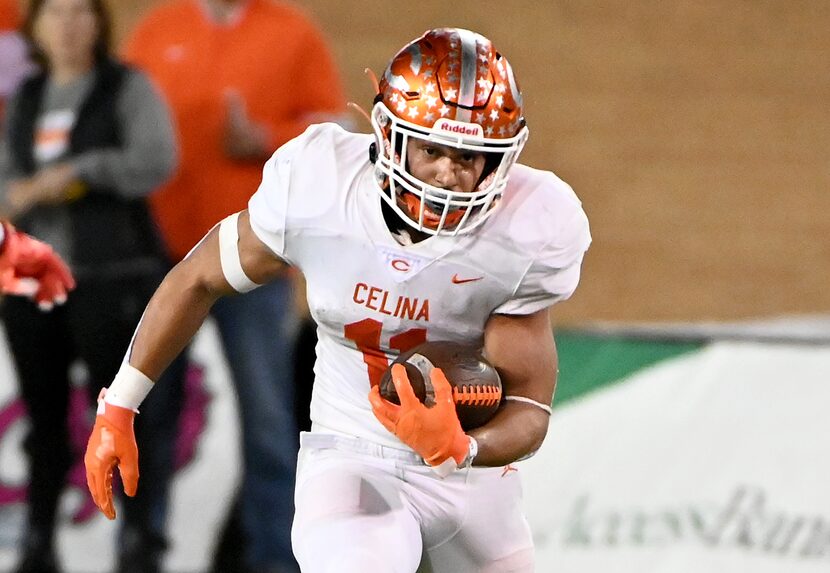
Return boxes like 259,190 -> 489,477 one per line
451,274 -> 484,284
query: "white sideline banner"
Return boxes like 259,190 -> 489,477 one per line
522,341 -> 830,572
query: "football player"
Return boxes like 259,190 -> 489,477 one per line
85,28 -> 591,572
0,221 -> 74,309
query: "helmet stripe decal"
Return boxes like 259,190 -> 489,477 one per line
456,29 -> 478,122
384,68 -> 410,92
407,44 -> 422,76
504,59 -> 522,109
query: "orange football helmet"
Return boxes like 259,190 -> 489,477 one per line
371,28 -> 529,236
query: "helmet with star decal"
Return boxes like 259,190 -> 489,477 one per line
370,28 -> 529,236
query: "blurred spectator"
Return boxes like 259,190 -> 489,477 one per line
123,1 -> 346,571
0,1 -> 185,572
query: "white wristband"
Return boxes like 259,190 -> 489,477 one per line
104,362 -> 154,412
428,436 -> 478,478
460,435 -> 478,468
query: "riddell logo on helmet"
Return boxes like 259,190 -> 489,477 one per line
434,119 -> 483,138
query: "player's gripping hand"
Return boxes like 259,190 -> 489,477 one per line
369,364 -> 470,476
84,389 -> 139,520
0,223 -> 75,310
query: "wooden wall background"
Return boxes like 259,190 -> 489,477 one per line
34,0 -> 830,323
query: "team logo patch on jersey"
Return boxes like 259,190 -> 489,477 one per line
375,246 -> 432,283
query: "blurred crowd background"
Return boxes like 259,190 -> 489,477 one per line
118,0 -> 830,324
0,1 -> 827,572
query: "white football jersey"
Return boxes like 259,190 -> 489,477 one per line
249,123 -> 591,447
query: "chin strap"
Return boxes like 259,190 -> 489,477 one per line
346,67 -> 379,135
364,67 -> 380,94
348,101 -> 373,131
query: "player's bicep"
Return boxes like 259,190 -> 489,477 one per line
178,210 -> 285,296
483,308 -> 558,408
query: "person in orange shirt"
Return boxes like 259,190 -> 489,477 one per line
0,0 -> 18,28
0,0 -> 35,122
123,2 -> 347,572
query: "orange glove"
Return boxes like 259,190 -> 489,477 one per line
0,222 -> 75,310
369,363 -> 470,475
84,390 -> 139,520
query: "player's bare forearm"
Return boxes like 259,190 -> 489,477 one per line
128,261 -> 221,379
130,210 -> 285,380
126,226 -> 230,379
471,308 -> 558,466
469,401 -> 550,466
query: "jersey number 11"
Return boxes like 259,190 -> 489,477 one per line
344,318 -> 426,388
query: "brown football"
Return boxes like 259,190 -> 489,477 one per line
379,341 -> 502,430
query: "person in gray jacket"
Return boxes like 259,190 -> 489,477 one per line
0,1 -> 185,572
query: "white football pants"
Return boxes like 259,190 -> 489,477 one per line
292,432 -> 534,572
